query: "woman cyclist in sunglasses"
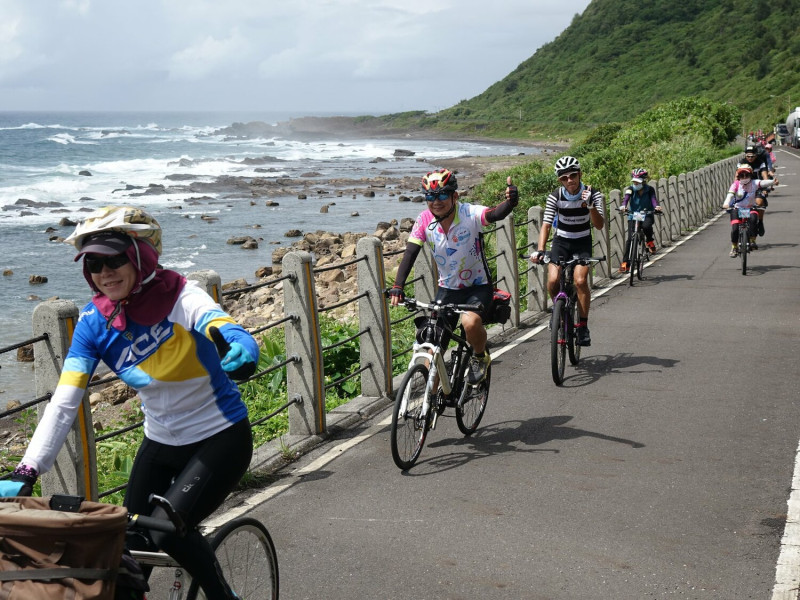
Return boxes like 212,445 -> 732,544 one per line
0,205 -> 258,600
388,168 -> 519,385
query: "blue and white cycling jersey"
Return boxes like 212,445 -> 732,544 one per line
22,280 -> 257,473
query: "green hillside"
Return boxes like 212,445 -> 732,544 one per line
373,0 -> 800,137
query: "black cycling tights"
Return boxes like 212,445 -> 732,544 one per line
124,419 -> 253,600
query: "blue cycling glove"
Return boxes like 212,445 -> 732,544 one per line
222,342 -> 256,381
0,481 -> 25,497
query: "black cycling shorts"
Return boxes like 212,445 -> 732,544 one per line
424,284 -> 493,349
549,235 -> 593,263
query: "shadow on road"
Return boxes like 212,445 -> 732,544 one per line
408,415 -> 644,475
555,352 -> 679,388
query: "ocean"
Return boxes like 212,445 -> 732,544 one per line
0,110 -> 537,401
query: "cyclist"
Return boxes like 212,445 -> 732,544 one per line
530,156 -> 605,347
0,206 -> 258,600
619,168 -> 662,273
741,144 -> 770,237
388,168 -> 518,385
723,164 -> 774,256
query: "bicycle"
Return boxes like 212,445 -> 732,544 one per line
724,205 -> 762,276
128,494 -> 279,599
390,297 -> 491,471
535,254 -> 606,386
617,208 -> 662,285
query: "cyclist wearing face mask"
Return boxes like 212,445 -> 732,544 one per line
723,164 -> 774,256
618,168 -> 662,273
530,156 -> 605,347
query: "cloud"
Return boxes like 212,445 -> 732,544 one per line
169,29 -> 251,81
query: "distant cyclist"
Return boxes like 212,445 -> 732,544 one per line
389,168 -> 519,384
619,168 -> 662,273
530,156 -> 605,346
723,164 -> 774,255
742,144 -> 770,237
0,206 -> 258,600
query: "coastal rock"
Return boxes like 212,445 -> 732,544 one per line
29,275 -> 48,284
394,149 -> 415,157
227,236 -> 253,245
17,345 -> 33,362
78,170 -> 92,176
284,229 -> 302,238
298,194 -> 307,200
363,191 -> 375,198
2,270 -> 12,276
241,239 -> 259,250
255,266 -> 273,278
59,217 -> 77,227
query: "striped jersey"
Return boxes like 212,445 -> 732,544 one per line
543,185 -> 605,239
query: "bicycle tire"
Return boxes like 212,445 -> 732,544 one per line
551,299 -> 567,385
628,236 -> 637,286
390,363 -> 430,470
636,235 -> 646,281
740,225 -> 748,275
567,297 -> 581,366
456,363 -> 490,435
187,517 -> 279,600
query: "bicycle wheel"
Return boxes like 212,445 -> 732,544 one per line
187,517 -> 279,600
567,298 -> 581,366
636,236 -> 647,281
739,226 -> 748,275
550,299 -> 567,385
456,363 -> 490,435
390,363 -> 430,470
628,236 -> 637,286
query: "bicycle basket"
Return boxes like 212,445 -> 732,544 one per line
0,496 -> 128,600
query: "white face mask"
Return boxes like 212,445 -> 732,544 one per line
739,177 -> 751,185
631,183 -> 643,191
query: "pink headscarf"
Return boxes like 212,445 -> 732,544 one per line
83,239 -> 186,331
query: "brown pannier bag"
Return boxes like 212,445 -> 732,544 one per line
0,496 -> 127,600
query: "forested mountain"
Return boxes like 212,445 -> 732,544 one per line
438,0 -> 800,130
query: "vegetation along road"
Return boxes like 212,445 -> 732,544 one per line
211,149 -> 800,599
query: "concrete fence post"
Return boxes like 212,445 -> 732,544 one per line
607,189 -> 625,274
413,244 -> 438,304
677,174 -> 690,230
525,206 -> 547,313
187,269 -> 222,303
668,175 -> 682,235
594,191 -> 612,283
356,237 -> 392,399
492,215 -> 520,327
658,178 -> 677,243
33,300 -> 98,500
282,251 -> 326,437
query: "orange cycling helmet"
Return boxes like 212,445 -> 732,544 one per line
421,168 -> 458,193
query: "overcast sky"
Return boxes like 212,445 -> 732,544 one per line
0,0 -> 591,115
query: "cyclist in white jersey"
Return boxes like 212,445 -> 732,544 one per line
530,156 -> 605,347
389,169 -> 519,384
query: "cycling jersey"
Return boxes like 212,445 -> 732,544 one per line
542,185 -> 605,239
408,201 -> 491,290
621,184 -> 659,213
22,280 -> 257,473
725,179 -> 774,210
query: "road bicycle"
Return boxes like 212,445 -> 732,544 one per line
128,494 -> 279,599
390,297 -> 491,470
617,208 -> 662,285
536,254 -> 605,386
725,205 -> 762,276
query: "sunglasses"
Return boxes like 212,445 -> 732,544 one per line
425,192 -> 451,202
85,253 -> 130,274
558,172 -> 580,183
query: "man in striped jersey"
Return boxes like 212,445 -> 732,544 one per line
530,156 -> 605,347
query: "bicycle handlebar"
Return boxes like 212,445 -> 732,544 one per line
400,297 -> 484,315
127,493 -> 186,537
528,253 -> 606,267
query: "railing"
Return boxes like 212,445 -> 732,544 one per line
0,155 -> 738,499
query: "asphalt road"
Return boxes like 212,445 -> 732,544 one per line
226,149 -> 800,600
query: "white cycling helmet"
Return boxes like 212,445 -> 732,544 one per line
65,206 -> 163,256
554,156 -> 581,176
